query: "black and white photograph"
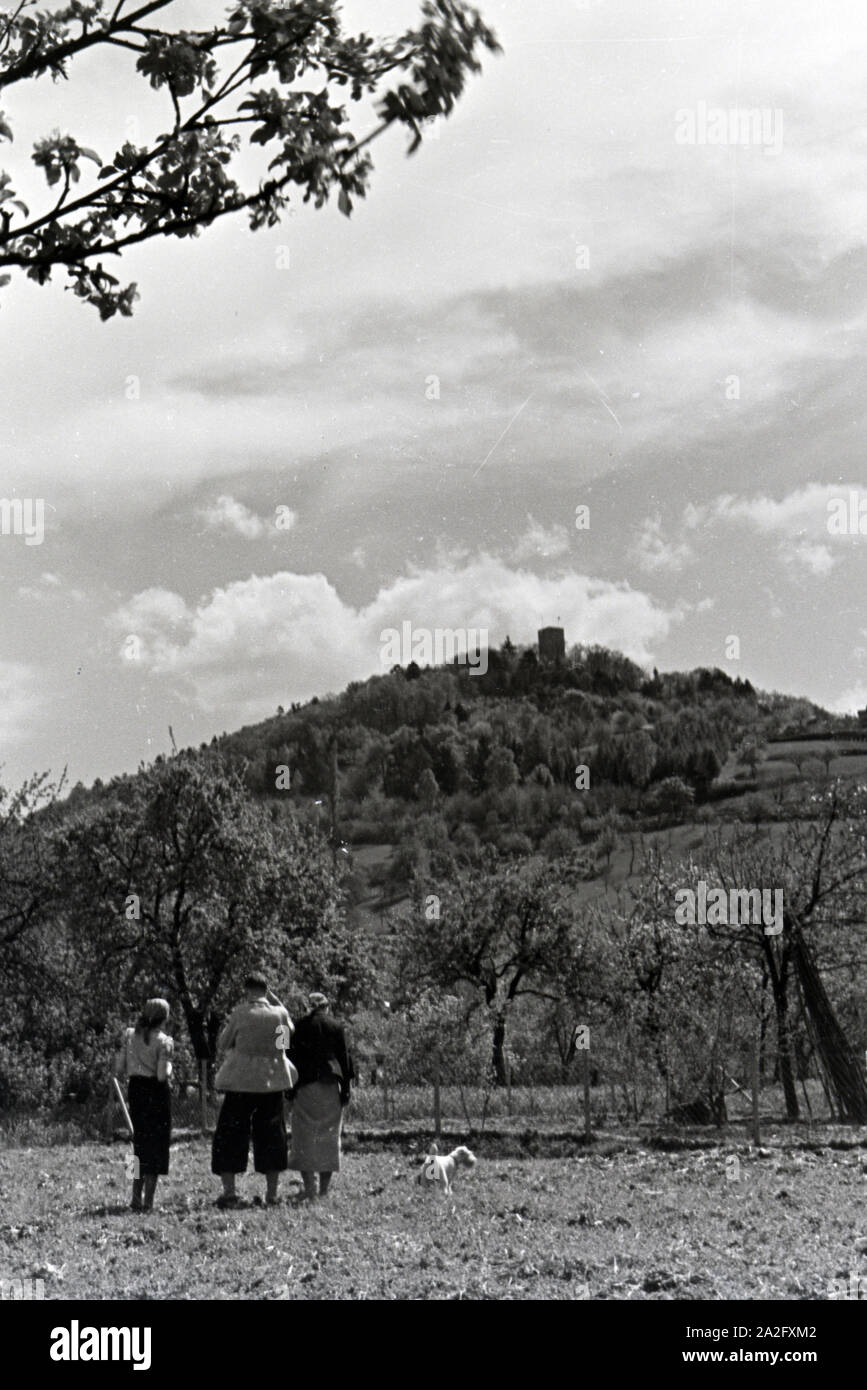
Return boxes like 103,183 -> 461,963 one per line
0,0 -> 865,1357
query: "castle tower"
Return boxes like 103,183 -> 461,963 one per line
537,626 -> 565,664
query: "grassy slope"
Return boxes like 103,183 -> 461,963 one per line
1,1138 -> 864,1301
356,813 -> 839,922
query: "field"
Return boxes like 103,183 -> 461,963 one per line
1,1130 -> 865,1301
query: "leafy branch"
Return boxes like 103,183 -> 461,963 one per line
0,0 -> 499,316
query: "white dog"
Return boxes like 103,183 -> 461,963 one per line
416,1144 -> 476,1195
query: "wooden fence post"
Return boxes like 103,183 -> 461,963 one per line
433,1049 -> 442,1141
199,1058 -> 209,1135
105,1068 -> 115,1141
751,1041 -> 761,1147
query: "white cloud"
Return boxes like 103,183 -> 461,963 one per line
17,574 -> 85,602
830,684 -> 867,715
198,495 -> 268,540
512,517 -> 571,561
111,587 -> 193,661
106,559 -> 679,718
786,542 -> 835,577
682,484 -> 867,576
7,0 -> 867,785
691,483 -> 865,539
632,516 -> 695,573
0,660 -> 38,749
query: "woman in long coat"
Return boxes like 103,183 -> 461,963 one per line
288,993 -> 354,1200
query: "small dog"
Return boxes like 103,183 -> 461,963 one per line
416,1144 -> 476,1195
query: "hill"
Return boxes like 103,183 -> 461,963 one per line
58,639 -> 864,909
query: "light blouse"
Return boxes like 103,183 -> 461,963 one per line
114,1027 -> 173,1083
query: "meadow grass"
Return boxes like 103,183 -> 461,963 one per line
0,1131 -> 863,1300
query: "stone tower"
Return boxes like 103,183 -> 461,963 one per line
537,627 -> 565,664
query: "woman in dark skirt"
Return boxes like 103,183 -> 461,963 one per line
114,998 -> 174,1211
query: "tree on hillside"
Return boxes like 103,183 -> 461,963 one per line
52,753 -> 359,1058
0,770 -> 64,956
641,841 -> 803,1115
0,772 -> 69,1104
415,765 -> 439,811
383,726 -> 433,799
643,783 -> 867,1122
781,785 -> 867,1122
401,849 -> 593,1084
621,729 -> 655,789
484,745 -> 519,794
646,776 -> 694,824
595,810 -> 620,876
598,893 -> 747,1122
736,736 -> 766,780
684,744 -> 721,801
0,0 -> 499,316
742,792 -> 774,832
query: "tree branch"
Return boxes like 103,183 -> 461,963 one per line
0,0 -> 175,89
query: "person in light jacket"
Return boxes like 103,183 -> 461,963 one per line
211,973 -> 298,1208
113,997 -> 174,1212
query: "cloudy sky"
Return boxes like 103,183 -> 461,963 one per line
2,0 -> 866,790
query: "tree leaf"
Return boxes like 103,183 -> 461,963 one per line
337,188 -> 351,217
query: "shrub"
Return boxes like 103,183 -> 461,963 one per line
497,831 -> 533,858
540,827 -> 576,860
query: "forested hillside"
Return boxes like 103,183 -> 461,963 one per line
3,642 -> 865,1127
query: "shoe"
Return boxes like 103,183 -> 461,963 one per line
216,1193 -> 242,1209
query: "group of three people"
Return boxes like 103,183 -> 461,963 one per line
113,973 -> 354,1212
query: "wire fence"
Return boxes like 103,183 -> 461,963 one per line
106,1074 -> 836,1139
